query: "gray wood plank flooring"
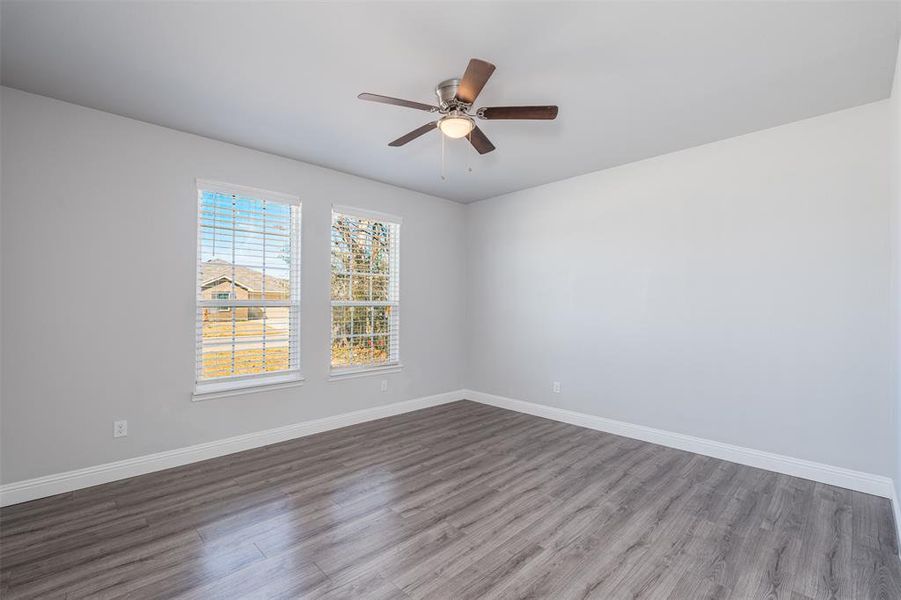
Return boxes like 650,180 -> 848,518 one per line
1,400 -> 899,599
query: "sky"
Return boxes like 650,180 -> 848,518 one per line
199,191 -> 294,281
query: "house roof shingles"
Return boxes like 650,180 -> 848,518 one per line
201,259 -> 290,293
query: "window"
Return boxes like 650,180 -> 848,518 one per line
214,292 -> 232,312
330,206 -> 400,376
195,180 -> 301,396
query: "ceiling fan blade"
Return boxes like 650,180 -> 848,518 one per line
477,106 -> 559,120
468,126 -> 495,154
455,59 -> 496,105
358,93 -> 438,112
388,122 -> 438,147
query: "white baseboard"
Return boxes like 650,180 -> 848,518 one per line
464,389 -> 896,500
3,386 -> 897,530
0,389 -> 465,507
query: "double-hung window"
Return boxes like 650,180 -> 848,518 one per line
195,180 -> 302,396
330,207 -> 400,376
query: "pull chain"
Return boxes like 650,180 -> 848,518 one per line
441,131 -> 446,181
439,129 -> 476,180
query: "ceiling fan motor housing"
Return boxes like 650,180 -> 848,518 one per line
435,78 -> 463,110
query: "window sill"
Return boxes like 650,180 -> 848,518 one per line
193,372 -> 305,401
328,363 -> 403,381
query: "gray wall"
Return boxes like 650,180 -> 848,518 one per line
0,88 -> 466,483
466,100 -> 895,476
2,84 -> 897,487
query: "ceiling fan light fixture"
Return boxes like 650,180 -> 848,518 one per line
438,114 -> 474,139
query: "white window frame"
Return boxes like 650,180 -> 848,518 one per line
329,205 -> 402,380
194,179 -> 303,400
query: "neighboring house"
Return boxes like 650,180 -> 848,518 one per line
200,259 -> 290,321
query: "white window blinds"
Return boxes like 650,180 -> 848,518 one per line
330,207 -> 400,373
196,180 -> 301,391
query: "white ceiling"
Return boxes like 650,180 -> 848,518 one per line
2,1 -> 899,203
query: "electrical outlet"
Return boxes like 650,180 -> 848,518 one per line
113,420 -> 128,438
380,379 -> 389,392
553,382 -> 561,393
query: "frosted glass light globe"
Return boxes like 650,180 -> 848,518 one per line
438,116 -> 474,139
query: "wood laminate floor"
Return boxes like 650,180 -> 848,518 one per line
1,400 -> 900,599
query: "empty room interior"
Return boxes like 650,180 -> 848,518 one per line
4,1 -> 901,598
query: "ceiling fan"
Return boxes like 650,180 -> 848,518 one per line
358,58 -> 558,155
